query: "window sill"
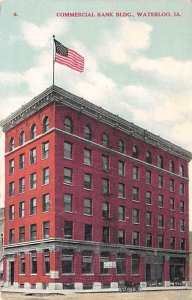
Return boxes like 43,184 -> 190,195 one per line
61,273 -> 75,276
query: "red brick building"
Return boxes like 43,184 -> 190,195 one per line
1,85 -> 191,290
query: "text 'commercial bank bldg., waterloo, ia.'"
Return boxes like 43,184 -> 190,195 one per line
0,85 -> 192,290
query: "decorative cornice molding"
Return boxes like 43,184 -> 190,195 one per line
0,85 -> 191,161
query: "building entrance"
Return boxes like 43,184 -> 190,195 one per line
145,255 -> 164,286
9,261 -> 14,285
170,257 -> 185,285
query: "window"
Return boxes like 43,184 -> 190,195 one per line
64,168 -> 72,184
31,251 -> 37,274
118,230 -> 125,244
20,253 -> 25,274
84,198 -> 92,215
157,156 -> 163,168
102,133 -> 109,147
169,160 -> 174,173
118,140 -> 125,153
180,183 -> 184,195
133,166 -> 139,180
158,194 -> 164,208
19,201 -> 25,218
102,155 -> 109,171
146,233 -> 152,247
9,182 -> 14,197
102,202 -> 109,219
170,237 -> 175,250
180,238 -> 185,250
146,211 -> 152,226
117,253 -> 125,274
170,217 -> 175,230
61,249 -> 73,274
9,228 -> 14,244
30,198 -> 37,215
44,250 -> 50,274
19,227 -> 25,243
42,194 -> 50,212
118,206 -> 125,221
30,148 -> 36,164
179,165 -> 184,177
146,151 -> 152,164
9,137 -> 14,151
158,175 -> 163,188
19,130 -> 25,146
146,171 -> 151,184
100,252 -> 109,274
82,250 -> 93,274
158,215 -> 164,228
19,153 -> 25,169
64,221 -> 73,239
180,219 -> 185,231
9,205 -> 14,220
146,191 -> 152,205
30,173 -> 37,189
118,183 -> 125,198
133,145 -> 139,158
43,221 -> 50,239
30,224 -> 37,241
84,149 -> 91,165
118,161 -> 125,176
19,177 -> 25,193
30,124 -> 37,140
84,224 -> 92,241
133,187 -> 139,202
84,125 -> 92,140
132,209 -> 139,224
9,159 -> 14,174
170,198 -> 175,210
64,117 -> 73,133
102,226 -> 109,243
42,116 -> 49,133
158,235 -> 164,248
180,201 -> 184,213
42,141 -> 49,159
84,173 -> 92,189
170,179 -> 175,192
132,232 -> 139,246
64,194 -> 72,212
42,167 -> 49,185
64,142 -> 72,159
102,178 -> 109,194
131,254 -> 139,275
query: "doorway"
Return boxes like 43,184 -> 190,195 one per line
10,262 -> 14,285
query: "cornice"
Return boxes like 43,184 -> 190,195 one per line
0,85 -> 192,161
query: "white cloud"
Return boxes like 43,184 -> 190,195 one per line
0,71 -> 24,85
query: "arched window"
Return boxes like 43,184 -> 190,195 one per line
133,145 -> 139,158
146,151 -> 152,164
169,160 -> 175,173
19,130 -> 25,146
42,116 -> 49,133
119,140 -> 125,153
9,137 -> 14,151
179,164 -> 184,177
157,156 -> 164,169
30,124 -> 37,140
84,125 -> 92,140
64,117 -> 73,133
102,133 -> 109,147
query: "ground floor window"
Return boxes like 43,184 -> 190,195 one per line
170,257 -> 185,283
100,252 -> 109,274
131,254 -> 140,275
61,249 -> 73,274
20,253 -> 25,274
44,249 -> 50,274
31,251 -> 37,274
116,253 -> 125,274
82,251 -> 93,274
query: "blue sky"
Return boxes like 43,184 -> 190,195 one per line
0,0 -> 192,226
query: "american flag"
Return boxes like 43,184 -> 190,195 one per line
54,39 -> 84,72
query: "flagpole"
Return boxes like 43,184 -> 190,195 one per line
53,35 -> 55,86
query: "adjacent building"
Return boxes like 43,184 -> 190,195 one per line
0,85 -> 191,290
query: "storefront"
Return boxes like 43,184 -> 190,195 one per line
145,255 -> 164,286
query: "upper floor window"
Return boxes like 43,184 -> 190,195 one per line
157,155 -> 164,169
64,142 -> 72,160
133,145 -> 139,158
30,147 -> 37,165
102,133 -> 109,147
9,182 -> 15,197
84,125 -> 92,140
179,164 -> 185,177
19,154 -> 25,169
118,139 -> 125,153
42,167 -> 49,185
30,123 -> 37,140
146,151 -> 152,164
169,160 -> 175,173
9,159 -> 14,174
9,137 -> 14,151
180,183 -> 185,195
19,130 -> 25,146
42,116 -> 49,133
64,117 -> 73,133
42,142 -> 49,159
102,155 -> 109,171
